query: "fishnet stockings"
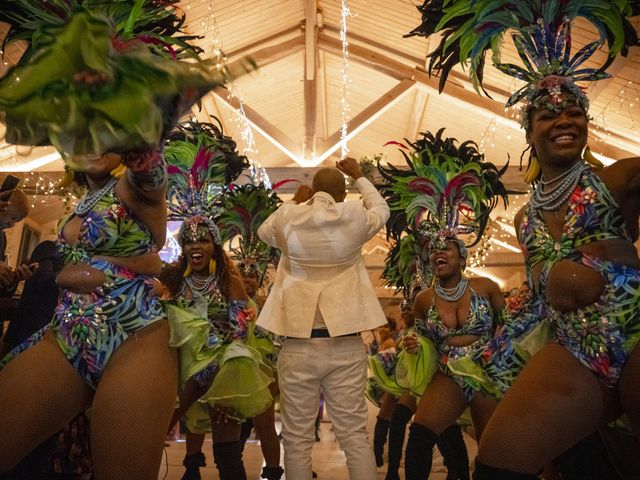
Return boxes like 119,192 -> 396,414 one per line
0,321 -> 178,480
0,332 -> 92,472
91,320 -> 178,480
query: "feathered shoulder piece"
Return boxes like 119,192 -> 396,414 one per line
406,0 -> 639,127
165,117 -> 249,222
216,183 -> 283,285
378,128 -> 508,248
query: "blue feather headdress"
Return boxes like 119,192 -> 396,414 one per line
164,117 -> 249,245
406,0 -> 639,129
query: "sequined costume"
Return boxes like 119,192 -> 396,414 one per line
519,167 -> 640,387
414,289 -> 495,401
54,180 -> 163,389
167,280 -> 273,431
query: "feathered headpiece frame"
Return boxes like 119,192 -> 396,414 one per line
378,129 -> 508,251
216,183 -> 283,287
165,117 -> 250,245
406,0 -> 640,129
382,233 -> 433,298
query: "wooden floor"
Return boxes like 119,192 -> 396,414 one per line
158,406 -> 478,480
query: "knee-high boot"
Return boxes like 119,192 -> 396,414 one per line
437,424 -> 470,480
260,466 -> 284,480
475,459 -> 539,479
385,403 -> 413,480
213,441 -> 247,480
181,452 -> 206,480
404,423 -> 439,480
373,416 -> 391,467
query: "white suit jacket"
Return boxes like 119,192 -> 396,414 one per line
256,177 -> 390,338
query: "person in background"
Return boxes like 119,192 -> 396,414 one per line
0,240 -> 62,359
0,188 -> 32,300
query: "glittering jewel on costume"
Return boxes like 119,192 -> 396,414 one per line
74,177 -> 117,217
185,274 -> 215,296
435,277 -> 468,302
530,161 -> 587,211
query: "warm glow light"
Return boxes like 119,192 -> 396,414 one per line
490,237 -> 521,253
0,152 -> 61,172
466,267 -> 505,288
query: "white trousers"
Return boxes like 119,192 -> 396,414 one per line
277,336 -> 377,480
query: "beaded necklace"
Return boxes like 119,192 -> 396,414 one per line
530,161 -> 586,211
74,177 -> 118,217
434,276 -> 469,302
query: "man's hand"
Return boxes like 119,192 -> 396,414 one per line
14,263 -> 37,282
336,157 -> 363,180
292,185 -> 314,204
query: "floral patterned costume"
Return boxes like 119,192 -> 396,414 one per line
415,289 -> 495,401
520,166 -> 640,387
55,180 -> 163,389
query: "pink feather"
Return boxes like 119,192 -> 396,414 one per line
191,148 -> 213,189
384,140 -> 409,149
444,172 -> 480,203
408,177 -> 435,195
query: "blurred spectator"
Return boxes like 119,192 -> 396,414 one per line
0,241 -> 62,357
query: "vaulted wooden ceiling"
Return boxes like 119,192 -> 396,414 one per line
1,1 -> 639,291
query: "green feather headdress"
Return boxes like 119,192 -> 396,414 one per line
0,1 -> 253,158
165,117 -> 250,245
378,128 -> 508,250
216,183 -> 282,287
406,0 -> 639,128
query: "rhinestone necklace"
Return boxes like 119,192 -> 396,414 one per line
74,177 -> 118,217
434,276 -> 469,302
530,161 -> 587,211
185,274 -> 215,296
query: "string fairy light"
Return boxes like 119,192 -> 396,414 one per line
339,0 -> 353,160
202,1 -> 270,187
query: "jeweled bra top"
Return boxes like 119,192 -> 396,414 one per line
57,182 -> 156,264
417,289 -> 493,350
519,167 -> 631,270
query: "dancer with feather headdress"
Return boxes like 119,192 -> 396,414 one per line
160,118 -> 283,480
408,1 -> 640,478
379,129 -> 508,480
0,1 -> 243,477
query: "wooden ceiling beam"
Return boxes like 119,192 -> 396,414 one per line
406,89 -> 429,139
211,87 -> 302,164
303,0 -> 319,159
318,33 -> 640,158
224,25 -> 303,66
314,78 -> 417,165
224,30 -> 305,73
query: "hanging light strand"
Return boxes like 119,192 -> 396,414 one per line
200,1 -> 270,187
339,0 -> 352,160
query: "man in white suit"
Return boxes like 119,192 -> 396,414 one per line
257,158 -> 390,480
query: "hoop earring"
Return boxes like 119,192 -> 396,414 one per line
209,259 -> 216,275
183,263 -> 192,278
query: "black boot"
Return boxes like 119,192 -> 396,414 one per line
213,441 -> 247,480
437,424 -> 470,480
404,423 -> 439,480
475,460 -> 539,480
181,452 -> 206,480
261,466 -> 284,480
373,416 -> 391,467
385,403 -> 413,480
